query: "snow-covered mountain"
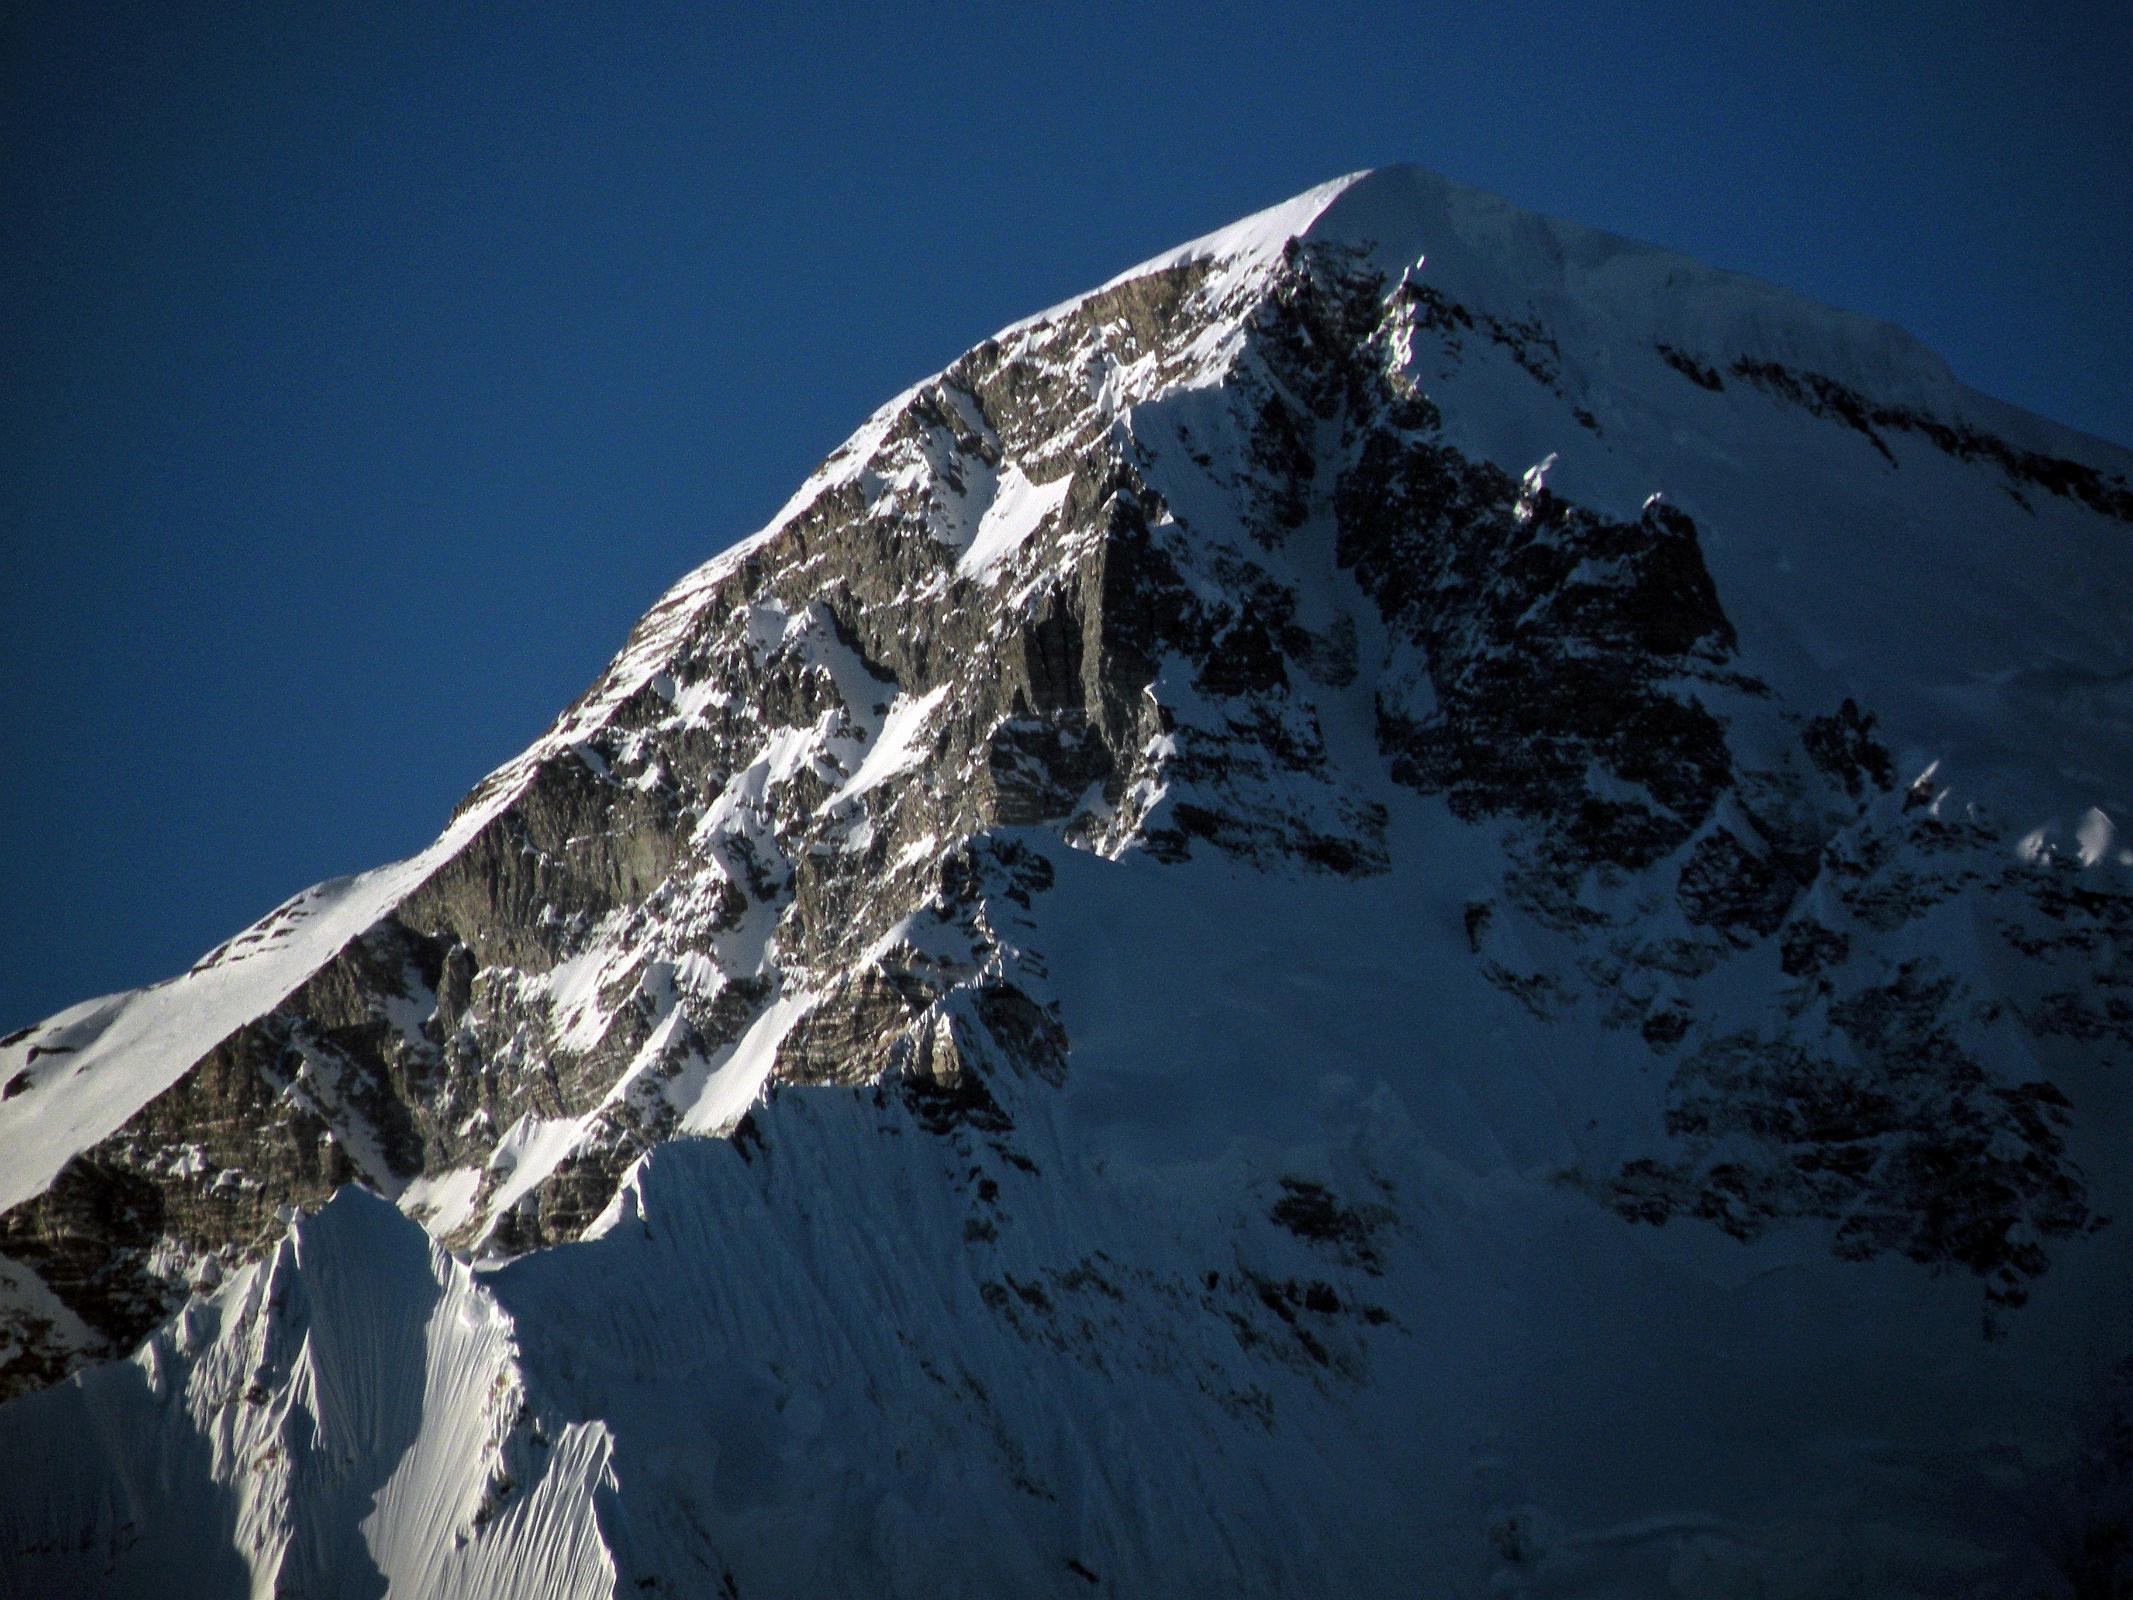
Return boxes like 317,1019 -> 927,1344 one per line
3,166 -> 2130,1598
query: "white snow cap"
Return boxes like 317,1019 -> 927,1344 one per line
1033,163 -> 1992,437
1293,167 -> 1967,415
2076,806 -> 2119,867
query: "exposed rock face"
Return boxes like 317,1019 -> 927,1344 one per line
2,166 -> 2130,1596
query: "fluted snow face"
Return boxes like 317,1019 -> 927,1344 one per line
3,168 -> 2131,1596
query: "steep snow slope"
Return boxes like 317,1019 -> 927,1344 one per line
0,1189 -> 614,1600
7,842 -> 2126,1595
3,166 -> 2130,1595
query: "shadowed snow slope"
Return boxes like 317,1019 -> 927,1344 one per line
3,166 -> 2131,1597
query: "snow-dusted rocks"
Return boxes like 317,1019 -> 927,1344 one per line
4,166 -> 2131,1595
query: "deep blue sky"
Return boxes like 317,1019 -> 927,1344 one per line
4,3 -> 2129,1030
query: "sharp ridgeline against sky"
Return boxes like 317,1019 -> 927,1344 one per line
3,3 -> 2129,1030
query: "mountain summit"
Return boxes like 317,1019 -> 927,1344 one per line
3,167 -> 2129,1597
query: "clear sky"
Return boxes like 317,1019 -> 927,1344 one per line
4,2 -> 2129,1031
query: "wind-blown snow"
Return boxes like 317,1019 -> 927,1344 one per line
0,796 -> 517,1215
1003,170 -> 1367,337
829,685 -> 948,804
957,466 -> 1076,581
